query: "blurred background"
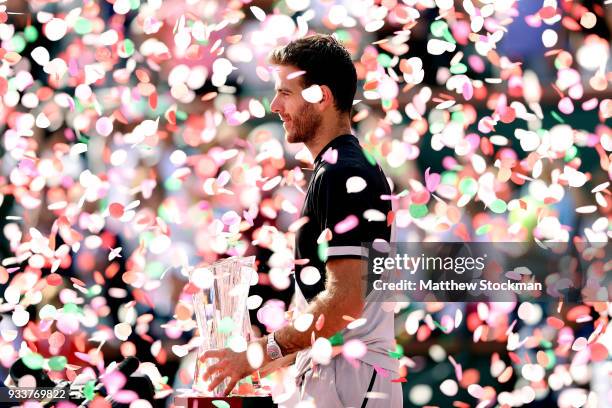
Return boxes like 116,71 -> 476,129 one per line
0,0 -> 610,407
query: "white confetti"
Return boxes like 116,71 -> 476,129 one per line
35,112 -> 50,129
311,337 -> 332,365
191,267 -> 214,289
363,209 -> 386,222
249,99 -> 266,118
250,6 -> 267,22
172,345 -> 188,358
247,295 -> 263,310
427,39 -> 456,55
294,313 -> 314,332
365,20 -> 385,32
247,342 -> 264,369
12,306 -> 30,327
346,176 -> 367,193
576,205 -> 597,214
114,322 -> 132,341
440,379 -> 458,396
45,18 -> 67,41
228,335 -> 247,353
31,46 -> 50,66
300,266 -> 321,285
301,85 -> 323,103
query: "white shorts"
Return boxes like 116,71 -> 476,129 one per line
296,356 -> 402,408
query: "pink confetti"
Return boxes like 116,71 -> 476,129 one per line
334,215 -> 359,234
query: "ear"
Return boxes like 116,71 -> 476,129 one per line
317,85 -> 335,111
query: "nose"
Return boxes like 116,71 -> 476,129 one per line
270,94 -> 281,115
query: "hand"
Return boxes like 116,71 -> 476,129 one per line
201,338 -> 267,396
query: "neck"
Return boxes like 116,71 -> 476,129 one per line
306,117 -> 352,161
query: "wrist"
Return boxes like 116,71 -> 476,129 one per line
265,331 -> 284,361
257,336 -> 273,365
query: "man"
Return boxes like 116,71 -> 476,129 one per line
202,34 -> 402,407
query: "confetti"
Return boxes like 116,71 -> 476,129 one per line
0,2 -> 606,406
311,337 -> 332,365
334,215 -> 359,234
299,266 -> 321,285
301,85 -> 323,103
44,18 -> 68,41
343,339 -> 367,360
246,342 -> 264,369
293,313 -> 314,332
346,176 -> 367,193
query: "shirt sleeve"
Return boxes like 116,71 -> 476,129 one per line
314,166 -> 391,261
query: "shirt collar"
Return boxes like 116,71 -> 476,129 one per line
313,134 -> 356,165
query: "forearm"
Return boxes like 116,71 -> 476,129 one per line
274,278 -> 364,356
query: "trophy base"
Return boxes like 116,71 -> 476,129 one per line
174,394 -> 277,408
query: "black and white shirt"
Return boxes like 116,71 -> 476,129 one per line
294,134 -> 392,301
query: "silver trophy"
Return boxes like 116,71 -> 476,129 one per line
190,256 -> 256,396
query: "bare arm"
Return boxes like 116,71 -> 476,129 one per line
265,257 -> 366,362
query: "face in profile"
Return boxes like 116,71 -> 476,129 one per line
270,65 -> 322,145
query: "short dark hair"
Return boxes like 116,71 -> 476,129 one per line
268,34 -> 357,113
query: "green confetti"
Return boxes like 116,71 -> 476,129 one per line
441,171 -> 457,185
84,380 -> 96,401
12,35 -> 26,53
429,121 -> 444,134
564,145 -> 577,161
48,356 -> 67,371
377,53 -> 392,68
318,241 -> 328,263
409,204 -> 428,218
74,18 -> 93,35
140,231 -> 154,246
475,224 -> 492,235
129,0 -> 140,9
77,133 -> 90,144
164,177 -> 182,191
212,401 -> 230,408
145,261 -> 164,279
24,26 -> 38,42
121,39 -> 135,57
388,344 -> 404,359
218,316 -> 235,334
88,285 -> 102,297
335,29 -> 350,42
451,111 -> 465,123
430,20 -> 448,37
540,339 -> 553,349
98,199 -> 109,215
551,111 -> 565,123
489,199 -> 507,214
63,303 -> 81,314
442,29 -> 457,44
362,149 -> 377,166
176,110 -> 188,121
329,332 -> 344,346
432,319 -> 446,331
459,177 -> 478,196
262,97 -> 271,113
23,353 -> 44,370
450,63 -> 467,74
545,350 -> 556,369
